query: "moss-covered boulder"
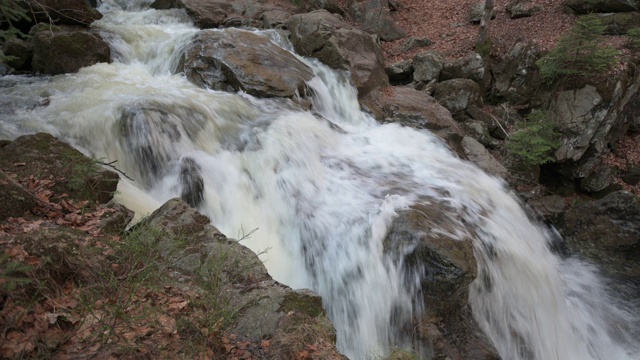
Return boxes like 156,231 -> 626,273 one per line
0,133 -> 119,206
31,25 -> 110,75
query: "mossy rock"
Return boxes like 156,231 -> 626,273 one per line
279,289 -> 325,318
599,12 -> 640,35
0,133 -> 119,205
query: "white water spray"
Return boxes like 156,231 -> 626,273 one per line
1,2 -> 639,359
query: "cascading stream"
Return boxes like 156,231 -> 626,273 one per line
1,2 -> 639,359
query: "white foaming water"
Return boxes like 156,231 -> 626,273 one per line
1,1 -> 639,359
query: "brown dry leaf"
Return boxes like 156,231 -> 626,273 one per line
5,245 -> 28,260
21,220 -> 43,233
24,256 -> 41,266
261,339 -> 270,351
157,314 -> 176,335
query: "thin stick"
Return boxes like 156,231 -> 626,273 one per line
97,160 -> 135,182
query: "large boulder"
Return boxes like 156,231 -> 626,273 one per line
563,0 -> 638,14
558,191 -> 640,285
440,52 -> 486,84
492,40 -> 544,106
433,79 -> 482,115
181,29 -> 313,99
286,10 -> 389,97
413,51 -> 444,83
361,87 -> 463,149
0,133 -> 119,206
143,198 -> 345,355
2,38 -> 32,71
26,0 -> 102,27
359,0 -> 407,41
30,25 -> 110,75
549,74 -> 640,182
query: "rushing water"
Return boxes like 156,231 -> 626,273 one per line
1,2 -> 639,359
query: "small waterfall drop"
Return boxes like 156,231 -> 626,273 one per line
1,1 -> 639,359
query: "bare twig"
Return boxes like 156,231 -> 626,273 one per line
97,160 -> 134,182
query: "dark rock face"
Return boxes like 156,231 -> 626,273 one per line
27,0 -> 103,27
182,29 -> 313,99
286,10 -> 389,97
0,133 -> 119,206
179,157 -> 204,208
31,25 -> 110,75
385,203 -> 499,360
563,0 -> 638,14
559,191 -> 640,285
598,12 -> 640,35
2,38 -> 32,71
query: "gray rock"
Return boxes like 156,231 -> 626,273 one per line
462,136 -> 508,178
462,120 -> 501,149
260,9 -> 292,29
563,0 -> 638,14
360,0 -> 407,41
413,51 -> 444,83
469,2 -> 495,23
360,87 -> 463,149
182,29 -> 313,98
492,40 -> 543,105
579,164 -> 614,192
440,52 -> 485,83
526,195 -> 567,219
178,0 -> 235,28
433,79 -> 482,115
400,36 -> 432,52
31,26 -> 110,75
385,59 -> 413,84
286,10 -> 389,97
506,0 -> 543,19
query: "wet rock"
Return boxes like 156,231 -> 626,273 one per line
361,87 -> 463,149
182,29 -> 313,99
462,136 -> 508,178
117,103 -> 206,187
440,52 -> 486,84
27,0 -> 103,27
286,10 -> 389,97
621,165 -> 640,185
563,0 -> 638,14
179,157 -> 204,208
387,203 -> 477,316
150,0 -> 181,9
559,191 -> 640,283
413,51 -> 444,83
506,0 -> 543,19
31,25 -> 110,75
2,38 -> 32,71
360,0 -> 407,41
178,0 -> 235,28
433,79 -> 482,115
0,133 -> 119,205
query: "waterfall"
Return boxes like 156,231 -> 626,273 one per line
1,1 -> 639,359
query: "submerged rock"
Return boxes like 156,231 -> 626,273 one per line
179,157 -> 204,208
182,29 -> 313,99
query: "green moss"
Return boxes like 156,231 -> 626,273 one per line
280,291 -> 324,318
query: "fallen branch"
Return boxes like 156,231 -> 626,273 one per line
97,160 -> 134,182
